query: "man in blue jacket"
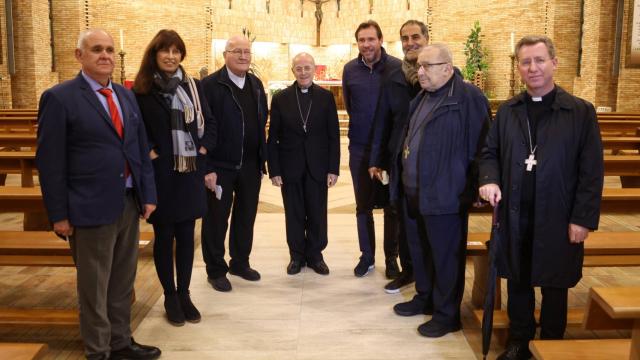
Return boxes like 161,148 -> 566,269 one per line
398,44 -> 490,337
369,19 -> 429,294
36,29 -> 160,360
342,20 -> 402,278
200,35 -> 268,292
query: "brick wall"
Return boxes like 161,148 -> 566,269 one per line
4,0 -> 639,110
10,0 -> 57,109
0,0 -> 12,108
616,0 -> 640,111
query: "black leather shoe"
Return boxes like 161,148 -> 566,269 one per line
385,257 -> 400,279
417,319 -> 461,338
229,267 -> 261,281
496,341 -> 532,360
384,271 -> 414,294
287,259 -> 304,275
354,258 -> 375,277
163,293 -> 185,326
393,297 -> 433,316
308,260 -> 330,275
178,291 -> 201,323
208,276 -> 232,292
109,338 -> 161,360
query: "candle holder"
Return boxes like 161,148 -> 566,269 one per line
119,50 -> 127,85
509,53 -> 516,97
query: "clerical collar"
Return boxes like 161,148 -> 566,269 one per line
525,86 -> 556,107
297,84 -> 313,94
226,66 -> 246,89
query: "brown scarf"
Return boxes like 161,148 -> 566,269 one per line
402,58 -> 420,86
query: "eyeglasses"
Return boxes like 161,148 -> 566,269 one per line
518,57 -> 550,68
293,65 -> 314,74
419,62 -> 447,71
225,49 -> 252,57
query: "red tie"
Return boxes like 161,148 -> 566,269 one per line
97,88 -> 129,178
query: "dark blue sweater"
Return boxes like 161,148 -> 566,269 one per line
342,48 -> 401,147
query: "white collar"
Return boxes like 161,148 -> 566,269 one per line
226,66 -> 246,89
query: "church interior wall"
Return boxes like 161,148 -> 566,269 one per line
0,0 -> 638,111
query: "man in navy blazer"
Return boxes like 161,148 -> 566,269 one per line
36,29 -> 160,360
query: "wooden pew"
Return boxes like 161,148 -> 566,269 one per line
597,113 -> 640,120
598,121 -> 640,136
0,230 -> 154,326
604,155 -> 640,176
529,287 -> 640,360
0,231 -> 154,266
602,136 -> 640,153
0,150 -> 36,187
0,116 -> 37,133
529,339 -> 631,360
0,109 -> 38,117
467,231 -> 640,329
470,187 -> 640,214
0,342 -> 48,359
0,133 -> 37,148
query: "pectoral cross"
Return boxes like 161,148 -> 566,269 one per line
403,145 -> 410,159
525,153 -> 537,171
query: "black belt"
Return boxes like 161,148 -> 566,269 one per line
125,187 -> 135,196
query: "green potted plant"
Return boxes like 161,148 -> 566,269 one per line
462,21 -> 489,91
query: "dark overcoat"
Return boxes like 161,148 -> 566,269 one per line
368,65 -> 421,203
135,80 -> 217,224
478,87 -> 604,288
402,72 -> 491,215
267,82 -> 340,182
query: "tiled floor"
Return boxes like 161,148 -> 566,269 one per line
132,212 -> 477,359
2,138 -> 639,359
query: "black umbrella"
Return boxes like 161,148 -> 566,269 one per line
481,205 -> 500,359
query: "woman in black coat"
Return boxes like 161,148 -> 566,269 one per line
134,29 -> 216,326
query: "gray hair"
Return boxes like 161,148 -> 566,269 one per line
291,52 -> 315,68
76,28 -> 110,49
425,43 -> 453,63
225,35 -> 250,51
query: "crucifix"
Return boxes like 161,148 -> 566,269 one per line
525,154 -> 537,171
302,0 -> 331,46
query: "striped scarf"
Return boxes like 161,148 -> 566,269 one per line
402,58 -> 420,87
154,67 -> 204,172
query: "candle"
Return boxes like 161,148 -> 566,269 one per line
510,32 -> 515,55
119,29 -> 124,51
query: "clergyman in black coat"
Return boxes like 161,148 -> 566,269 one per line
479,35 -> 604,360
267,52 -> 340,275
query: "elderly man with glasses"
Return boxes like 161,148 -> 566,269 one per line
396,43 -> 490,337
200,35 -> 268,293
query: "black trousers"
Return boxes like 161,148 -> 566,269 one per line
507,215 -> 569,342
395,189 -> 412,275
201,162 -> 262,278
152,219 -> 196,295
349,145 -> 399,263
403,193 -> 467,326
281,169 -> 328,263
